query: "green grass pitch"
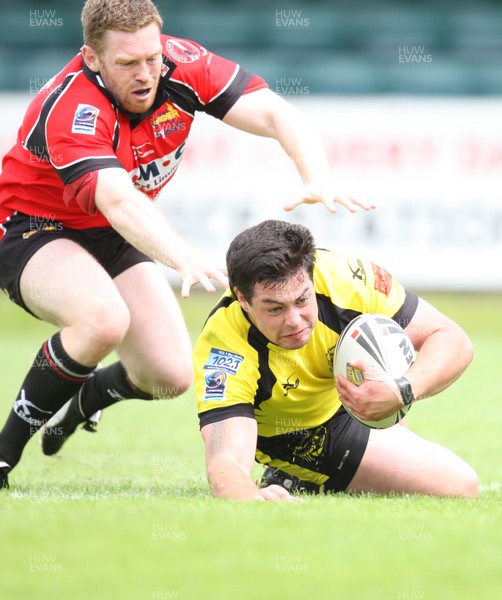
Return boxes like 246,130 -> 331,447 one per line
0,290 -> 500,600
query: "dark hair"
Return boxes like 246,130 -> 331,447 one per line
227,220 -> 316,302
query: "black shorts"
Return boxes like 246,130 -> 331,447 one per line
0,212 -> 153,316
257,406 -> 370,493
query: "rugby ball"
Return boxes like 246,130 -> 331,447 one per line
333,314 -> 416,429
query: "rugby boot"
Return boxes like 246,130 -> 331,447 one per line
40,390 -> 102,456
260,466 -> 320,494
0,461 -> 10,490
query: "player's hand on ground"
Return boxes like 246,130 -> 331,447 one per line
283,182 -> 376,214
336,359 -> 402,421
179,257 -> 228,298
256,484 -> 302,502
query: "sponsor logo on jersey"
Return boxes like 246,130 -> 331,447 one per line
201,348 -> 244,402
150,102 -> 185,138
371,263 -> 392,296
203,370 -> 227,402
347,259 -> 367,285
130,142 -> 186,192
204,348 -> 244,375
72,104 -> 100,135
165,39 -> 201,63
205,371 -> 227,388
22,226 -> 59,239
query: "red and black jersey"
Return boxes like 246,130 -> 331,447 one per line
0,35 -> 267,232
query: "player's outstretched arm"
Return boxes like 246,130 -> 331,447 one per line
94,168 -> 228,297
222,88 -> 376,214
201,417 -> 299,502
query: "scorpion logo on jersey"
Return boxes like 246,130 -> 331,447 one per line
292,425 -> 328,466
282,373 -> 300,396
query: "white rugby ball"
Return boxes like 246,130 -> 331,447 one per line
333,314 -> 416,429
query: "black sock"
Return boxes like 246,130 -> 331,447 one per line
0,332 -> 96,469
79,362 -> 153,417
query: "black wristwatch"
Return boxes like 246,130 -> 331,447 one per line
395,377 -> 416,406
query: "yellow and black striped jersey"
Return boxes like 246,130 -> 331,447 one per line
194,249 -> 418,437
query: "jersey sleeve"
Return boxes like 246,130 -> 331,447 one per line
22,70 -> 124,190
162,35 -> 268,120
19,69 -> 124,215
45,96 -> 122,186
193,299 -> 260,429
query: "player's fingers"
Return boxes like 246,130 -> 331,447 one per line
284,195 -> 335,212
259,485 -> 301,502
283,197 -> 308,212
180,275 -> 195,299
260,490 -> 301,502
335,373 -> 352,392
342,195 -> 377,211
349,358 -> 371,372
331,194 -> 355,213
181,272 -> 215,298
211,269 -> 229,290
195,272 -> 217,294
181,268 -> 228,298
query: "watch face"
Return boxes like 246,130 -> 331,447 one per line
397,377 -> 415,406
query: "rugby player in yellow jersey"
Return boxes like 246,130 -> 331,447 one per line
193,220 -> 478,501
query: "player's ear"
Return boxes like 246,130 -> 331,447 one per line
81,45 -> 100,72
234,288 -> 250,310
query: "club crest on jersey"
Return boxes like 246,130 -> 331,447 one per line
72,104 -> 100,135
165,39 -> 201,63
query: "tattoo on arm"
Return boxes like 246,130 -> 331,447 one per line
208,421 -> 225,458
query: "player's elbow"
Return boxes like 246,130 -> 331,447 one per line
205,460 -> 230,498
456,326 -> 474,372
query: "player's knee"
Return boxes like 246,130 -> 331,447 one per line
84,303 -> 130,354
146,363 -> 194,399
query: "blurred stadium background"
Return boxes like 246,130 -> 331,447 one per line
1,8 -> 500,598
1,0 -> 502,290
